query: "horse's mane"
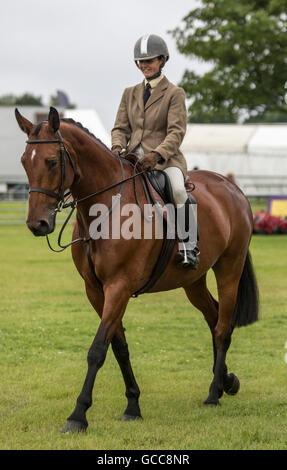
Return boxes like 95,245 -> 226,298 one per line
61,118 -> 97,138
32,117 -> 113,155
61,118 -> 113,154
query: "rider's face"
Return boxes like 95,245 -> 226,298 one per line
137,57 -> 163,79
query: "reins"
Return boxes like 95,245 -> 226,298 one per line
47,164 -> 148,253
26,132 -> 147,252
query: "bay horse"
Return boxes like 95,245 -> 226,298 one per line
15,107 -> 259,433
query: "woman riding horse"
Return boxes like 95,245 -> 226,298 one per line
111,34 -> 199,269
15,104 -> 259,433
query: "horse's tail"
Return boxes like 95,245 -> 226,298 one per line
233,250 -> 259,327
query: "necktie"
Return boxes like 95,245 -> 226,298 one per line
143,83 -> 151,106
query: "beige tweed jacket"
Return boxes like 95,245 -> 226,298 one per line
111,76 -> 187,178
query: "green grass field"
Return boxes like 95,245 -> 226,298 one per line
0,223 -> 286,450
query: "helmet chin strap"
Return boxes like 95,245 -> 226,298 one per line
146,70 -> 162,81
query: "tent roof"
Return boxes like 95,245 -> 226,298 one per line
181,123 -> 287,156
248,125 -> 287,156
63,109 -> 110,147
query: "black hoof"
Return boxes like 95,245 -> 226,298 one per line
224,373 -> 240,395
121,414 -> 142,422
204,399 -> 220,406
61,419 -> 88,434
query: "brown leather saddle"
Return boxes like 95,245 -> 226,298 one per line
131,162 -> 197,297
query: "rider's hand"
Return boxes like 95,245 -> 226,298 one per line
141,152 -> 161,171
111,145 -> 122,155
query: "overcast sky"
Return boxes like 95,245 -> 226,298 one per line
1,0 -> 210,131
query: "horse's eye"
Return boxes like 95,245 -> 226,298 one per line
46,159 -> 58,170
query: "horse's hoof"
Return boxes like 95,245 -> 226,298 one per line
224,373 -> 240,395
204,398 -> 221,406
121,414 -> 142,422
61,419 -> 88,434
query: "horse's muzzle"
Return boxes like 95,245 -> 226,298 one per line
27,213 -> 56,237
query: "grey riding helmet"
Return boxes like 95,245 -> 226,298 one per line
134,34 -> 169,64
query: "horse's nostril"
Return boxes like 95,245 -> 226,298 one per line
27,219 -> 51,236
39,219 -> 49,231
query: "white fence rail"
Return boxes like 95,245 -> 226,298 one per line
0,192 -> 74,226
0,201 -> 27,225
236,176 -> 287,197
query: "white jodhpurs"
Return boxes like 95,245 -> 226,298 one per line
163,166 -> 187,205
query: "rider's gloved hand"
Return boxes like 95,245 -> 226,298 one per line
111,145 -> 122,156
141,152 -> 161,171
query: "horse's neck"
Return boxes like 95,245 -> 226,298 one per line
65,125 -> 122,200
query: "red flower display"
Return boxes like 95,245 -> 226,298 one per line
253,210 -> 287,234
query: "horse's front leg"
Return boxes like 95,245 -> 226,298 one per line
112,324 -> 142,421
61,280 -> 130,433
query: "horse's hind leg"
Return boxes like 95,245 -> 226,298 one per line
112,323 -> 142,421
185,273 -> 240,405
204,256 -> 244,405
184,275 -> 219,381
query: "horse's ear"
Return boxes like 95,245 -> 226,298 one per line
48,106 -> 60,133
15,108 -> 33,135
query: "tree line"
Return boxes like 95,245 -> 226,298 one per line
0,93 -> 75,108
169,0 -> 287,123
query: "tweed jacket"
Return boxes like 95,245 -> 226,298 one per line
111,76 -> 187,178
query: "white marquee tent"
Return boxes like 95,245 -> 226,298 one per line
181,124 -> 287,196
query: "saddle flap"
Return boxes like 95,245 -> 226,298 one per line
146,170 -> 197,205
146,170 -> 174,204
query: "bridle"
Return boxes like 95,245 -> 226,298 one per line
25,128 -> 148,252
26,129 -> 76,210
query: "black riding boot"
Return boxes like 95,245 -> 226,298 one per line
174,198 -> 200,270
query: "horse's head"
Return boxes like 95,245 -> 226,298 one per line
15,107 -> 75,236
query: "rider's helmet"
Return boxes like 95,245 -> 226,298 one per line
134,34 -> 169,66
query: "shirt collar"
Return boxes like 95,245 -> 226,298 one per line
144,74 -> 164,89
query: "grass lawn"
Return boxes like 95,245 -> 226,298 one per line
0,224 -> 286,450
248,197 -> 268,213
